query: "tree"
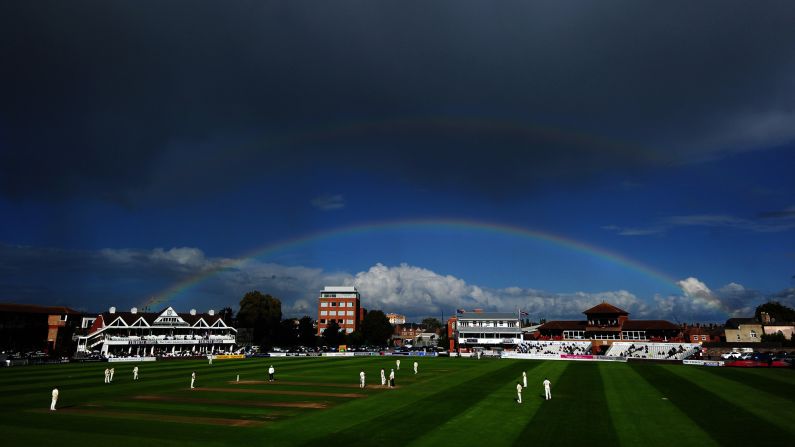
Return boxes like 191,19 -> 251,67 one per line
297,316 -> 316,347
437,324 -> 449,350
322,320 -> 343,347
361,310 -> 393,346
761,330 -> 787,344
237,291 -> 282,348
219,307 -> 235,325
277,318 -> 299,347
347,330 -> 365,347
421,317 -> 442,334
755,301 -> 795,324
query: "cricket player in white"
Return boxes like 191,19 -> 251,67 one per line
543,377 -> 552,400
133,366 -> 139,381
396,359 -> 400,370
388,369 -> 395,388
268,365 -> 275,382
522,371 -> 527,388
109,368 -> 115,382
413,361 -> 418,374
380,368 -> 386,386
516,383 -> 523,404
191,371 -> 196,389
50,387 -> 59,411
208,355 -> 213,365
359,370 -> 366,388
104,368 -> 110,383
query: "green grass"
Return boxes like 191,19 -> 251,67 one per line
1,357 -> 793,446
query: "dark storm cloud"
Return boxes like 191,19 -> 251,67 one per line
1,1 -> 794,203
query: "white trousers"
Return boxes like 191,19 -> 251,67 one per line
545,387 -> 551,400
517,392 -> 522,404
50,398 -> 57,410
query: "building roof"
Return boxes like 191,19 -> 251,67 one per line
725,317 -> 759,329
97,307 -> 228,328
457,312 -> 519,320
322,286 -> 357,293
583,302 -> 629,315
538,320 -> 587,331
622,320 -> 679,331
0,302 -> 81,315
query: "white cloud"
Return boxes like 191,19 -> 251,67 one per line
604,211 -> 795,237
310,194 -> 345,211
0,243 -> 785,322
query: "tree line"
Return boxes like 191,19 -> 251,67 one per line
234,290 -> 424,349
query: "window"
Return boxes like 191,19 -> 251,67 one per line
346,311 -> 354,316
329,311 -> 337,316
321,302 -> 328,307
60,314 -> 68,321
701,335 -> 707,341
331,302 -> 337,307
347,302 -> 354,307
346,319 -> 354,325
320,319 -> 326,324
750,330 -> 757,339
320,311 -> 327,316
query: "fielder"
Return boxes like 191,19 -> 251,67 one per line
396,359 -> 400,370
380,368 -> 386,386
191,371 -> 196,389
50,387 -> 59,411
109,368 -> 115,382
104,368 -> 110,384
208,355 -> 213,365
268,365 -> 275,382
522,371 -> 527,388
133,366 -> 139,381
413,361 -> 418,374
359,370 -> 366,389
543,377 -> 552,400
516,382 -> 523,404
388,368 -> 395,388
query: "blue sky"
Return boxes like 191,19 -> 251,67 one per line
1,1 -> 794,322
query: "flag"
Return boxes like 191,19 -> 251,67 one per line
520,311 -> 529,317
456,309 -> 465,314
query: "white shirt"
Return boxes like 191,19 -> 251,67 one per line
360,372 -> 365,380
389,370 -> 395,379
269,366 -> 275,374
516,384 -> 522,393
52,388 -> 59,399
543,379 -> 551,389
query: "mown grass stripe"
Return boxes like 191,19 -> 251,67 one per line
630,363 -> 789,445
409,360 -> 566,447
513,362 -> 619,447
659,364 -> 795,434
601,362 -> 717,446
299,360 -> 528,446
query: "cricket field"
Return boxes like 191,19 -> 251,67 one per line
1,357 -> 793,446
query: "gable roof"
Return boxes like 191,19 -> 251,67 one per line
725,317 -> 759,329
583,302 -> 629,315
0,302 -> 81,315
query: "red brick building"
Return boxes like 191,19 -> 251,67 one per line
316,286 -> 363,336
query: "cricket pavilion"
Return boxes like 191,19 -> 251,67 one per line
77,306 -> 236,357
536,302 -> 682,354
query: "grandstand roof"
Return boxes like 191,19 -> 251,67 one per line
97,307 -> 228,328
622,320 -> 679,331
537,320 -> 587,330
0,302 -> 81,315
583,302 -> 629,315
457,312 -> 519,320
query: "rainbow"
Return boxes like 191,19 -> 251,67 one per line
140,219 -> 679,310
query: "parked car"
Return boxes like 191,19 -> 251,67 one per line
721,352 -> 741,359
